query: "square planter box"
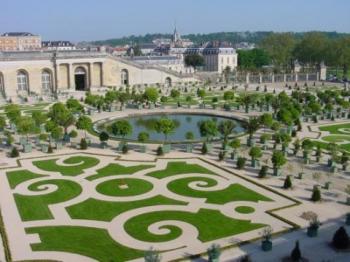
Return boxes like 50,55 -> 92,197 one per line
19,137 -> 27,146
186,144 -> 193,153
206,143 -> 213,153
23,143 -> 32,153
100,142 -> 108,149
41,144 -> 49,153
273,168 -> 282,176
118,142 -> 126,152
162,144 -> 171,153
56,142 -> 63,150
140,145 -> 146,153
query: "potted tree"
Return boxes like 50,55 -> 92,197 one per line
229,138 -> 240,160
110,120 -> 133,152
155,117 -> 176,153
185,131 -> 194,153
271,150 -> 286,176
99,131 -> 109,148
261,226 -> 273,251
218,120 -> 236,149
307,215 -> 320,237
249,146 -> 262,168
243,117 -> 260,147
137,131 -> 149,153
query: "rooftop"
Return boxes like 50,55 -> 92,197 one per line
1,32 -> 38,37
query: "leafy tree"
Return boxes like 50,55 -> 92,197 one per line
99,131 -> 109,143
16,116 -> 38,142
76,115 -> 92,138
138,131 -> 149,143
332,226 -> 349,249
197,89 -> 206,100
185,131 -> 194,140
48,102 -> 75,134
271,151 -> 287,170
229,138 -> 241,152
237,48 -> 271,70
143,87 -> 159,104
249,146 -> 262,161
110,120 -> 132,138
223,66 -> 231,83
243,117 -> 260,142
259,113 -> 273,133
155,118 -> 176,142
66,98 -> 84,113
5,104 -> 21,124
223,90 -> 235,101
290,241 -> 302,261
69,129 -> 78,138
184,53 -> 205,69
218,120 -> 236,145
32,111 -> 48,127
198,120 -> 218,142
170,89 -> 180,100
261,33 -> 295,71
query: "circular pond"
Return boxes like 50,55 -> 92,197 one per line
97,113 -> 245,143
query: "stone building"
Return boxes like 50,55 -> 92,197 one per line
0,50 -> 195,100
41,41 -> 76,51
0,32 -> 41,51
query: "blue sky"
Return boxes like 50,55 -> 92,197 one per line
1,0 -> 349,42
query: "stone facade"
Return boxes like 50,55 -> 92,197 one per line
0,32 -> 41,51
0,51 -> 196,100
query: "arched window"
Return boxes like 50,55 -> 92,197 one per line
17,70 -> 29,91
121,69 -> 129,85
41,70 -> 52,91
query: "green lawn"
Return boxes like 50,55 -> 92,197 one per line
86,163 -> 154,181
33,156 -> 100,176
26,226 -> 144,262
15,179 -> 82,221
124,208 -> 265,242
319,123 -> 350,135
146,161 -> 216,179
6,170 -> 48,189
167,177 -> 272,204
96,178 -> 153,197
66,195 -> 186,221
322,135 -> 350,143
235,206 -> 255,214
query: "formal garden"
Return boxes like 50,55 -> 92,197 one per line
0,154 -> 298,262
0,83 -> 350,261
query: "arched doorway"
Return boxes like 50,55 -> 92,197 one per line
165,77 -> 172,87
0,72 -> 5,97
121,69 -> 129,85
75,67 -> 87,91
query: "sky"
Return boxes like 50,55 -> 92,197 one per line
1,0 -> 350,42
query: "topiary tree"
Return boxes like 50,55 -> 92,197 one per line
218,120 -> 236,145
76,115 -> 92,138
311,186 -> 321,202
237,157 -> 247,170
332,226 -> 349,249
69,129 -> 78,139
99,131 -> 109,146
143,87 -> 159,105
10,147 -> 19,158
185,131 -> 194,141
198,119 -> 218,142
138,131 -> 150,143
122,143 -> 129,154
290,240 -> 302,261
259,165 -> 269,178
155,118 -> 176,142
156,146 -> 164,156
201,142 -> 208,155
283,175 -> 293,189
249,146 -> 262,162
80,138 -> 87,150
110,120 -> 132,139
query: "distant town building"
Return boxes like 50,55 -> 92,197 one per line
112,47 -> 128,56
42,41 -> 76,51
139,43 -> 158,55
234,42 -> 256,50
0,32 -> 41,51
130,55 -> 194,74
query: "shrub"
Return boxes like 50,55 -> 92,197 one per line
80,138 -> 87,150
259,165 -> 268,178
157,146 -> 164,156
290,240 -> 301,261
47,144 -> 53,153
99,131 -> 109,142
311,186 -> 321,202
283,175 -> 292,189
218,151 -> 225,161
201,142 -> 208,155
236,157 -> 246,169
332,226 -> 349,249
69,130 -> 78,138
207,243 -> 221,261
10,147 -> 19,158
122,144 -> 129,154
